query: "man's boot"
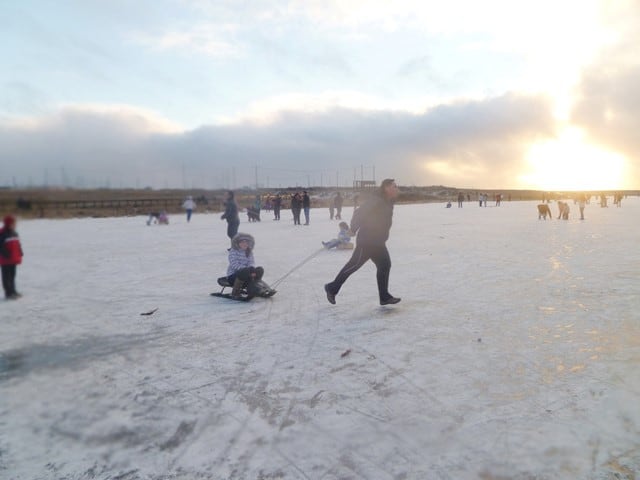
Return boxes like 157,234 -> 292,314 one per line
231,278 -> 245,299
380,295 -> 401,305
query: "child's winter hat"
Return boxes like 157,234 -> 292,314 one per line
3,215 -> 16,227
231,232 -> 255,250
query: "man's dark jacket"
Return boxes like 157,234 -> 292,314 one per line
349,192 -> 394,246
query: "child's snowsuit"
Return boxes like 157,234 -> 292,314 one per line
323,224 -> 351,249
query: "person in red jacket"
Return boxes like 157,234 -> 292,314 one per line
0,215 -> 24,299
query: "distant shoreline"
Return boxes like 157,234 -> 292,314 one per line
1,186 -> 637,219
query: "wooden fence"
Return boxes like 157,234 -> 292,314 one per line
0,196 -> 206,218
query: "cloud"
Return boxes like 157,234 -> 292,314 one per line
130,22 -> 241,58
396,55 -> 434,78
570,0 -> 640,184
0,82 -> 49,117
0,94 -> 555,189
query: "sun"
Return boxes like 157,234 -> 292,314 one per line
519,128 -> 626,192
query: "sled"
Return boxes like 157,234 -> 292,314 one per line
336,242 -> 354,250
212,277 -> 277,301
210,292 -> 251,302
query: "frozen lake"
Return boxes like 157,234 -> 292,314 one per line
2,197 -> 639,479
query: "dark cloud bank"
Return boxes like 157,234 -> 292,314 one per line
0,92 -> 556,189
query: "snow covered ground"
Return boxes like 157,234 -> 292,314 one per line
2,197 -> 639,480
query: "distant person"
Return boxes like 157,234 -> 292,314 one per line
600,194 -> 608,208
0,215 -> 24,300
557,201 -> 570,220
246,205 -> 260,222
147,212 -> 160,225
221,190 -> 240,242
273,194 -> 282,220
537,204 -> 552,220
324,179 -> 401,306
182,195 -> 196,222
291,192 -> 302,225
157,211 -> 169,224
302,191 -> 311,225
334,192 -> 343,219
614,193 -> 623,207
322,222 -> 352,249
578,194 -> 586,220
457,192 -> 464,208
146,211 -> 169,225
246,195 -> 261,222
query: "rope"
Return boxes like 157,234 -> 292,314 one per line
271,247 -> 325,289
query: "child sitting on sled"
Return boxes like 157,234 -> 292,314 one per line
223,233 -> 275,299
322,222 -> 352,249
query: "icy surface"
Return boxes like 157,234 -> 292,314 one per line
1,199 -> 639,479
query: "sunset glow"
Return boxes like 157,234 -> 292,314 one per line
519,128 -> 626,191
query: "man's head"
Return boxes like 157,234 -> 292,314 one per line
380,179 -> 399,200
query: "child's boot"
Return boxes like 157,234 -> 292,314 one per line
231,278 -> 245,299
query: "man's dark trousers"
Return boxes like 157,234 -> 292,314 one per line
325,244 -> 392,302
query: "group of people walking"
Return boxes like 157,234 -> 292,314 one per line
184,190 -> 352,231
221,190 -> 325,232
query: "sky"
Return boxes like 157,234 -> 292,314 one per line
1,0 -> 639,191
